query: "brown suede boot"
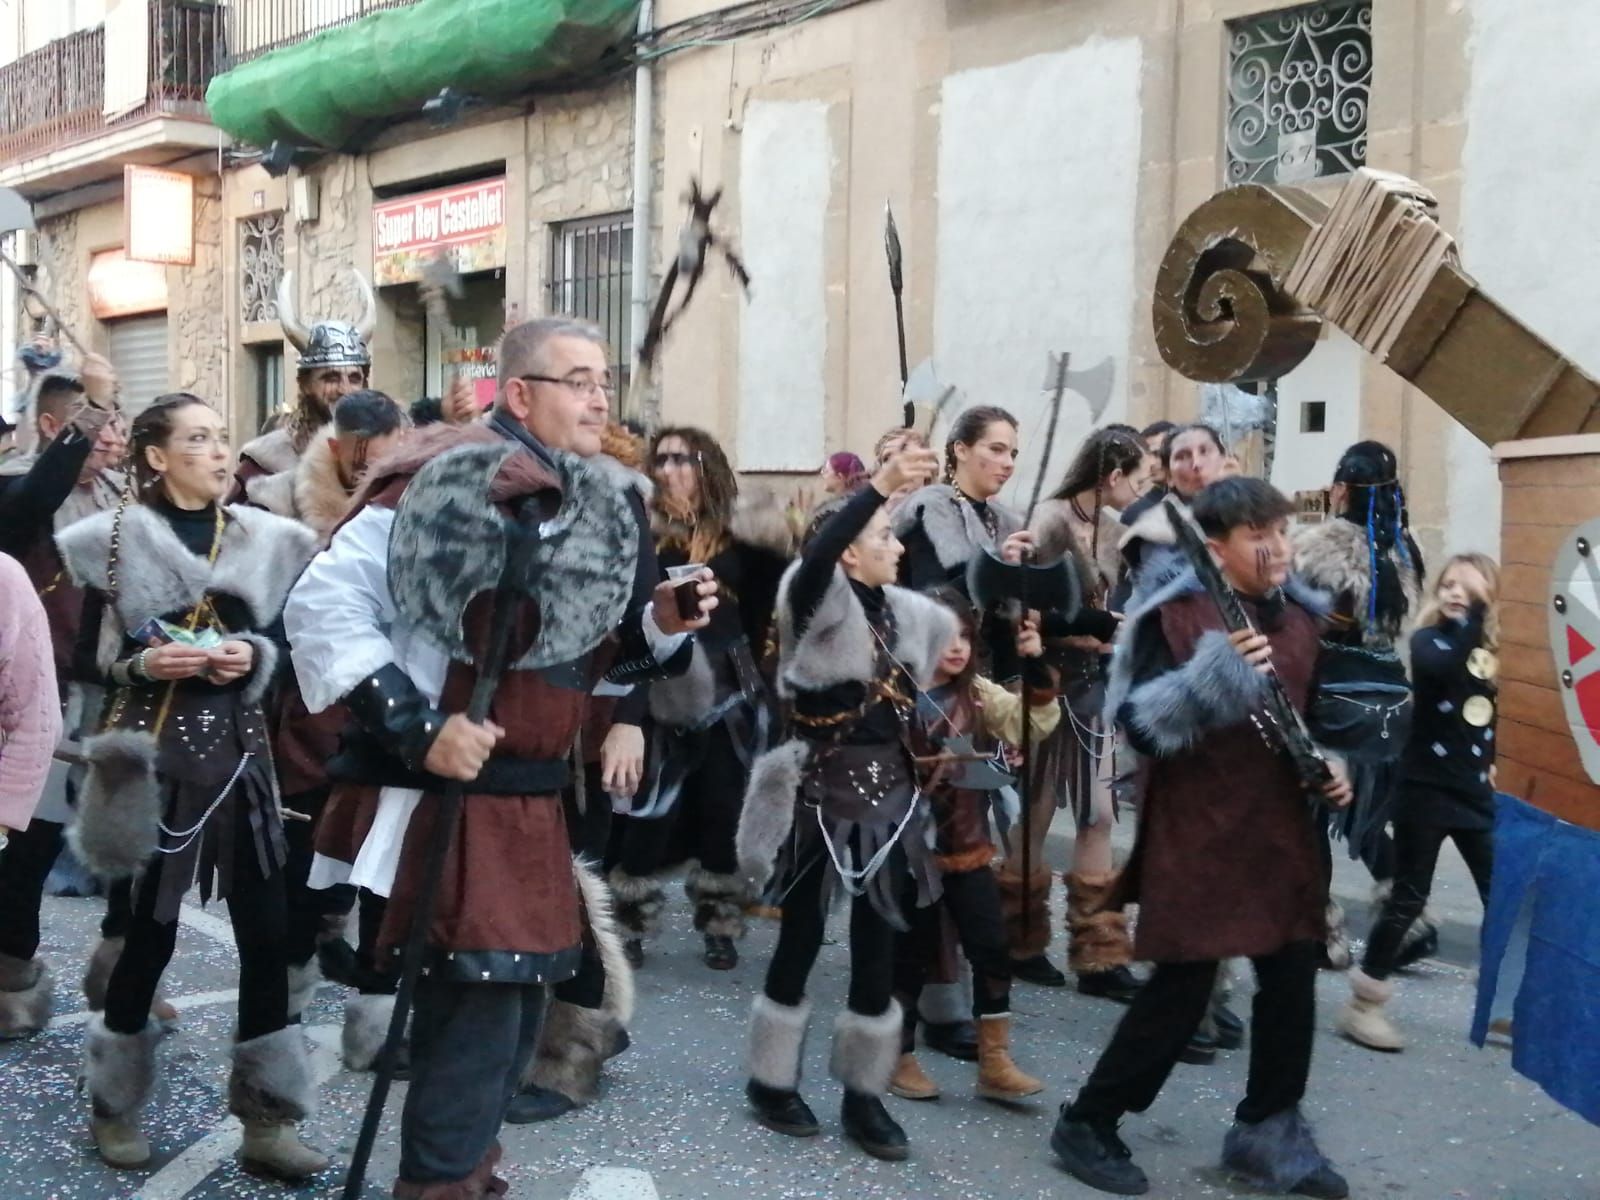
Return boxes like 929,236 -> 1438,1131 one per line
889,1053 -> 940,1101
975,1015 -> 1043,1101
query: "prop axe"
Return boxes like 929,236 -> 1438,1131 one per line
884,201 -> 910,422
903,359 -> 959,443
0,188 -> 89,358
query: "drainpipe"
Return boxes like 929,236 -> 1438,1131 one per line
627,0 -> 655,423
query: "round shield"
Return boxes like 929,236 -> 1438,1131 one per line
1548,517 -> 1600,783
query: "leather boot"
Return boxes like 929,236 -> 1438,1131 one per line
90,1114 -> 151,1169
889,1053 -> 940,1101
1052,1107 -> 1149,1196
228,1027 -> 330,1180
1334,968 -> 1403,1051
83,1016 -> 158,1168
975,1015 -> 1043,1101
830,1003 -> 907,1158
238,1120 -> 332,1182
841,1090 -> 909,1161
747,996 -> 819,1136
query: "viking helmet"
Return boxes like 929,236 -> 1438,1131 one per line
277,269 -> 377,372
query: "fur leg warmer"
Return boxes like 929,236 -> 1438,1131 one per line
1066,870 -> 1133,974
748,995 -> 811,1091
83,1014 -> 159,1118
228,1027 -> 316,1124
997,870 -> 1054,960
287,959 -> 322,1022
686,866 -> 749,939
606,867 -> 667,937
525,999 -> 613,1106
829,1002 -> 903,1096
0,951 -> 53,1038
342,993 -> 395,1072
1221,1106 -> 1341,1193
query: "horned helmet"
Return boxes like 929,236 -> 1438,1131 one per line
276,269 -> 377,372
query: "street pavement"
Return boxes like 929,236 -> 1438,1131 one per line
0,834 -> 1591,1200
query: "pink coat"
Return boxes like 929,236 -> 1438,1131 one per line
0,551 -> 62,829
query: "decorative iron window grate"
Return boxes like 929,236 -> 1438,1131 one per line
240,211 -> 285,324
547,213 -> 633,388
1226,1 -> 1372,185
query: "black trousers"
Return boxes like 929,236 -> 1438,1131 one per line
615,723 -> 748,877
281,787 -> 358,969
893,864 -> 1011,1040
0,818 -> 63,961
1071,940 -> 1320,1125
401,977 -> 547,1184
563,762 -> 614,865
1364,819 -> 1493,981
763,848 -> 899,1018
104,811 -> 290,1042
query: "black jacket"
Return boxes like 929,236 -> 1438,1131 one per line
1395,606 -> 1496,829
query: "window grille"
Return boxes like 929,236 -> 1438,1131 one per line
547,213 -> 633,389
1226,1 -> 1372,185
240,211 -> 285,324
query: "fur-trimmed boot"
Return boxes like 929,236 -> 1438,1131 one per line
831,1003 -> 908,1161
1322,901 -> 1352,971
1335,968 -> 1404,1052
686,866 -> 747,970
1067,870 -> 1140,1003
889,1002 -> 939,1101
606,867 -> 666,966
286,958 -> 322,1023
998,869 -> 1064,987
83,1015 -> 158,1168
229,1027 -> 331,1181
747,995 -> 819,1136
342,992 -> 404,1072
0,951 -> 53,1041
82,938 -> 179,1028
975,1014 -> 1043,1101
1221,1106 -> 1349,1198
1370,881 -> 1439,970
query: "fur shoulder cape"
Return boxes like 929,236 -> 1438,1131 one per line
774,560 -> 956,697
1291,517 -> 1420,647
238,426 -> 299,476
892,483 -> 1021,571
1030,497 -> 1124,597
245,425 -> 351,541
56,502 -> 317,634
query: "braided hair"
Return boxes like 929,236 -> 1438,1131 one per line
1333,440 -> 1423,635
1048,427 -> 1148,592
943,405 -> 1017,485
106,393 -> 213,598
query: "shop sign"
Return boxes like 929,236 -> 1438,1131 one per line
87,248 -> 169,319
373,178 -> 507,285
124,166 -> 195,265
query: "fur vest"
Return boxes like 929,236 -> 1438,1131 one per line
237,426 -> 300,477
1031,497 -> 1124,601
1291,518 -> 1421,650
893,483 -> 1021,571
243,425 -> 352,541
774,560 -> 956,697
56,503 -> 317,704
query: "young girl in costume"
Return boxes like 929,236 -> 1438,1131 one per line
889,586 -> 1055,1103
1338,553 -> 1500,1052
737,442 -> 950,1162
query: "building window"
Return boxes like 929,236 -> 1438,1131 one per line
240,211 -> 285,324
1300,399 -> 1327,433
252,344 -> 284,435
1226,1 -> 1372,185
547,214 -> 633,387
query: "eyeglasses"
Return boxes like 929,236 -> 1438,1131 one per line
518,374 -> 616,401
655,451 -> 699,467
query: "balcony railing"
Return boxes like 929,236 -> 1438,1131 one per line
0,0 -> 222,168
224,0 -> 420,68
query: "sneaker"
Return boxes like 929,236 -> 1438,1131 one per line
1050,1109 -> 1150,1196
1179,1030 -> 1218,1065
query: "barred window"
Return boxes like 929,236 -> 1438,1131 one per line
240,211 -> 285,324
1226,1 -> 1372,185
547,213 -> 633,387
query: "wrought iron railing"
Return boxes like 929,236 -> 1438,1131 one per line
224,0 -> 421,68
0,0 -> 224,168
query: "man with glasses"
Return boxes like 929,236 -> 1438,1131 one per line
284,317 -> 709,1199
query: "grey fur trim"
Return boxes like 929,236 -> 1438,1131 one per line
244,468 -> 297,519
686,867 -> 749,938
749,995 -> 811,1090
287,960 -> 322,1021
774,564 -> 957,696
829,1002 -> 903,1095
56,503 -> 317,642
648,642 -> 717,727
525,998 -> 612,1105
82,938 -> 122,1011
1292,519 -> 1419,649
736,739 -> 811,888
71,730 -> 160,881
236,633 -> 280,708
0,955 -> 52,1037
605,867 -> 667,936
229,1027 -> 315,1123
1118,499 -> 1181,554
585,452 -> 654,503
84,1014 -> 159,1118
892,484 -> 1020,571
731,489 -> 795,556
1221,1106 -> 1338,1193
574,856 -> 634,1026
239,428 -> 299,477
341,993 -> 394,1072
1122,629 -> 1269,756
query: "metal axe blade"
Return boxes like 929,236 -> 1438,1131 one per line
1040,353 -> 1117,424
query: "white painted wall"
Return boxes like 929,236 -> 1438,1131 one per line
1270,329 -> 1364,495
1459,0 -> 1600,555
736,99 -> 831,471
932,38 -> 1144,511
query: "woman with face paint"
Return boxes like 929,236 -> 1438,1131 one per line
55,394 -> 325,1179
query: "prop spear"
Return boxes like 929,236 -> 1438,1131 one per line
884,202 -> 910,424
340,503 -> 544,1200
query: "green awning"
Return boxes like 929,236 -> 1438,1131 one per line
206,0 -> 640,149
